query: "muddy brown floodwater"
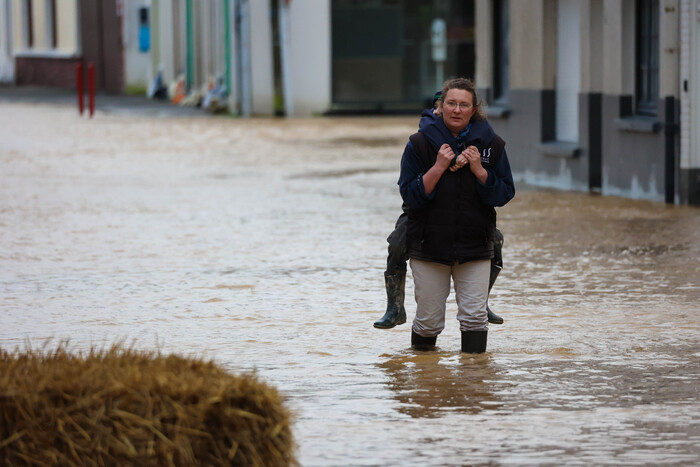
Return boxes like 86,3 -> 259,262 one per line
1,101 -> 699,465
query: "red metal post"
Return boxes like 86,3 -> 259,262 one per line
76,63 -> 84,115
87,62 -> 95,118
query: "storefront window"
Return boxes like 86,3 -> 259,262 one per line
331,0 -> 475,111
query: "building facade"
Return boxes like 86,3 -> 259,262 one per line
3,0 -> 124,93
10,0 -> 82,88
1,0 -> 698,205
473,0 -> 698,205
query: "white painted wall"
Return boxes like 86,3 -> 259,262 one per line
474,0 -> 492,92
556,0 -> 580,142
0,0 -> 14,82
123,0 -> 152,91
510,0 -> 555,90
11,0 -> 79,55
580,0 -> 603,93
510,1 -> 544,89
680,0 -> 700,169
11,0 -> 23,51
659,0 -> 680,97
55,0 -> 79,54
284,0 -> 331,116
602,0 -> 636,96
692,0 -> 700,169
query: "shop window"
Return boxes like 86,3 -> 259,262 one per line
331,0 -> 475,111
636,0 -> 659,116
46,0 -> 57,49
492,0 -> 509,103
23,0 -> 33,49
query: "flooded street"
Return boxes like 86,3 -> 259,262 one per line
2,101 -> 699,465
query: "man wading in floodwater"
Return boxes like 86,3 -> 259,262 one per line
374,87 -> 512,349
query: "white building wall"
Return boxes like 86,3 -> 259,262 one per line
31,0 -> 46,50
580,0 -> 604,94
123,0 -> 152,92
0,0 -> 14,82
509,0 -> 555,90
284,0 -> 331,116
11,0 -> 22,51
693,0 -> 700,169
660,0 -> 680,97
680,0 -> 700,170
680,0 -> 690,168
474,0 -> 492,93
602,0 -> 636,96
55,0 -> 79,55
11,0 -> 79,55
556,0 -> 581,142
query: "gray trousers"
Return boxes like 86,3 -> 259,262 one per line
410,258 -> 491,336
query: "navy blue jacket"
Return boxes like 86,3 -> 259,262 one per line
398,110 -> 515,264
399,110 -> 515,209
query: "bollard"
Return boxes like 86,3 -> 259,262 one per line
76,63 -> 84,115
87,63 -> 95,118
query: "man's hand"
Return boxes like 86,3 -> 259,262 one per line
449,152 -> 468,172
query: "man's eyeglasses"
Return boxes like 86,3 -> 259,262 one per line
444,101 -> 473,111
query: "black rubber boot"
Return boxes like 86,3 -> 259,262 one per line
486,259 -> 504,325
461,331 -> 488,354
373,272 -> 407,329
411,330 -> 437,351
487,305 -> 504,324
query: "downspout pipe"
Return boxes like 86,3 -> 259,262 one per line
224,0 -> 231,95
278,0 -> 292,116
664,96 -> 678,204
186,0 -> 194,91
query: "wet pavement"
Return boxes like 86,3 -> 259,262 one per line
1,98 -> 699,465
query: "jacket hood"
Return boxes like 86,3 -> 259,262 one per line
418,111 -> 496,152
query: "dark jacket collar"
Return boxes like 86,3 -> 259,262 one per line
418,109 -> 495,152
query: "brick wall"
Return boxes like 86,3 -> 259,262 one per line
15,57 -> 82,89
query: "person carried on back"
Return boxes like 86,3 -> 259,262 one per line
374,79 -> 515,354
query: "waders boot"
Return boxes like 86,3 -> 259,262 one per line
411,330 -> 437,351
461,331 -> 488,354
373,272 -> 407,329
487,305 -> 503,324
487,261 -> 504,325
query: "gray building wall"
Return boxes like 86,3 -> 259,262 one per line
475,0 -> 690,204
600,95 -> 666,201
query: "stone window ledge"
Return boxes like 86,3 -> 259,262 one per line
614,116 -> 662,133
14,50 -> 79,59
538,141 -> 580,158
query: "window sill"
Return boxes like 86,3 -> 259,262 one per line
14,50 -> 80,59
538,141 -> 580,158
486,105 -> 510,119
613,116 -> 662,133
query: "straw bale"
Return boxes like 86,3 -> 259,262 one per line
0,345 -> 296,466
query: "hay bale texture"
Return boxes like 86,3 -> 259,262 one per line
0,345 -> 296,466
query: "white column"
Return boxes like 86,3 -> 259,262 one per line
556,0 -> 581,142
474,0 -> 492,94
0,0 -> 15,83
286,0 -> 331,116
